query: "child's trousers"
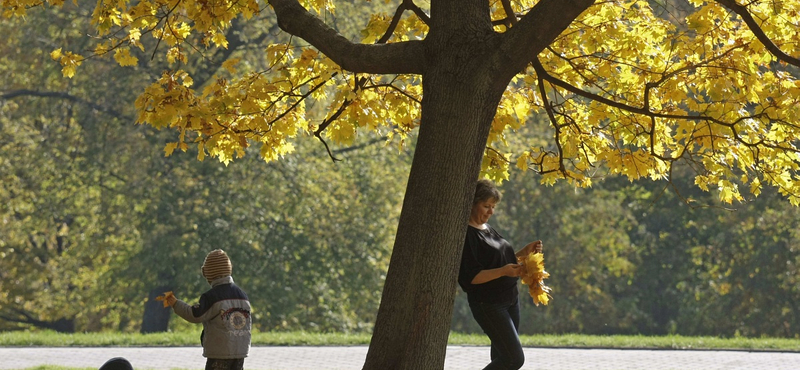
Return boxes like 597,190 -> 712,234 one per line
205,358 -> 245,370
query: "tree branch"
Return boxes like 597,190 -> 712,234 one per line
1,90 -> 125,119
714,0 -> 800,68
534,61 -> 568,175
499,0 -> 517,28
494,0 -> 596,82
190,18 -> 275,89
312,76 -> 370,162
0,308 -> 75,332
406,0 -> 430,25
268,0 -> 426,74
531,58 -> 800,157
377,0 -> 430,44
333,135 -> 388,155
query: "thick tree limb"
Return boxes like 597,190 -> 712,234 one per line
714,0 -> 800,68
1,89 -> 124,119
268,0 -> 426,74
494,0 -> 596,81
0,308 -> 75,332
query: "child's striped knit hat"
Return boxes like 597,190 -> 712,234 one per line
202,249 -> 232,283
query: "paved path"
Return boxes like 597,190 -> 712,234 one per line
2,346 -> 799,370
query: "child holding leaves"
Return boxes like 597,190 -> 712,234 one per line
158,249 -> 251,370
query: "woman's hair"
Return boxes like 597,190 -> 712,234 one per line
474,179 -> 501,205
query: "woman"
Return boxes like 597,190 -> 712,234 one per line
458,179 -> 543,370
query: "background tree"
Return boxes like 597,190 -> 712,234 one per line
1,3 -> 409,334
0,7 -> 147,331
3,0 -> 799,369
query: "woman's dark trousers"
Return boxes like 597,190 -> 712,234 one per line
469,297 -> 524,370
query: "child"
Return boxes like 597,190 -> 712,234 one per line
162,249 -> 251,370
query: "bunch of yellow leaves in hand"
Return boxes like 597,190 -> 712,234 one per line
155,291 -> 176,308
518,252 -> 552,306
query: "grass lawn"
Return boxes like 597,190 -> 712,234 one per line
1,330 -> 798,351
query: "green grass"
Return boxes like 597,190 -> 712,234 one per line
0,330 -> 371,347
453,332 -> 800,351
1,330 -> 799,351
16,367 -> 95,370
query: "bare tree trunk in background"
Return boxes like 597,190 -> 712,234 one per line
140,285 -> 172,333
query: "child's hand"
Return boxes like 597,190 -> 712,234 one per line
156,291 -> 177,308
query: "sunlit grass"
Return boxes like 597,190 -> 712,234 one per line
1,330 -> 798,351
451,332 -> 800,351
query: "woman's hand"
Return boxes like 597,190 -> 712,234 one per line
471,263 -> 524,284
516,240 -> 543,258
501,263 -> 524,277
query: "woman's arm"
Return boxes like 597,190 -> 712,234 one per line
471,263 -> 523,284
516,240 -> 543,258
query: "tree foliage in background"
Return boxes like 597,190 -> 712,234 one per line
3,0 -> 800,368
485,169 -> 800,339
1,3 -> 408,334
4,0 -> 796,203
0,7 -> 147,331
451,103 -> 800,340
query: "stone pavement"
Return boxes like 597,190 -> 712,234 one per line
1,346 -> 799,370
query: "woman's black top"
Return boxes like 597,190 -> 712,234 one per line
458,224 -> 519,304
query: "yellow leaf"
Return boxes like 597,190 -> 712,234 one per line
181,75 -> 194,88
212,32 -> 228,49
113,48 -> 138,67
750,178 -> 762,197
516,152 -> 529,171
62,65 -> 77,78
50,48 -> 63,60
222,58 -> 240,74
197,141 -> 207,161
54,50 -> 83,78
154,291 -> 175,308
164,142 -> 178,157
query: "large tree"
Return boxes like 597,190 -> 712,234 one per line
4,0 -> 799,368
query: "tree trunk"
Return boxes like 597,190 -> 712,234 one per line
140,285 -> 173,333
359,0 -> 596,366
47,317 -> 76,333
363,40 -> 507,368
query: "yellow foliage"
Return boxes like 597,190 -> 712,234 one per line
211,32 -> 228,49
481,149 -> 511,184
5,0 -> 799,205
518,252 -> 552,306
113,47 -> 138,67
222,58 -> 240,74
49,48 -> 82,78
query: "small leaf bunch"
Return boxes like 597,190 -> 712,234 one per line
518,252 -> 552,306
155,291 -> 176,308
